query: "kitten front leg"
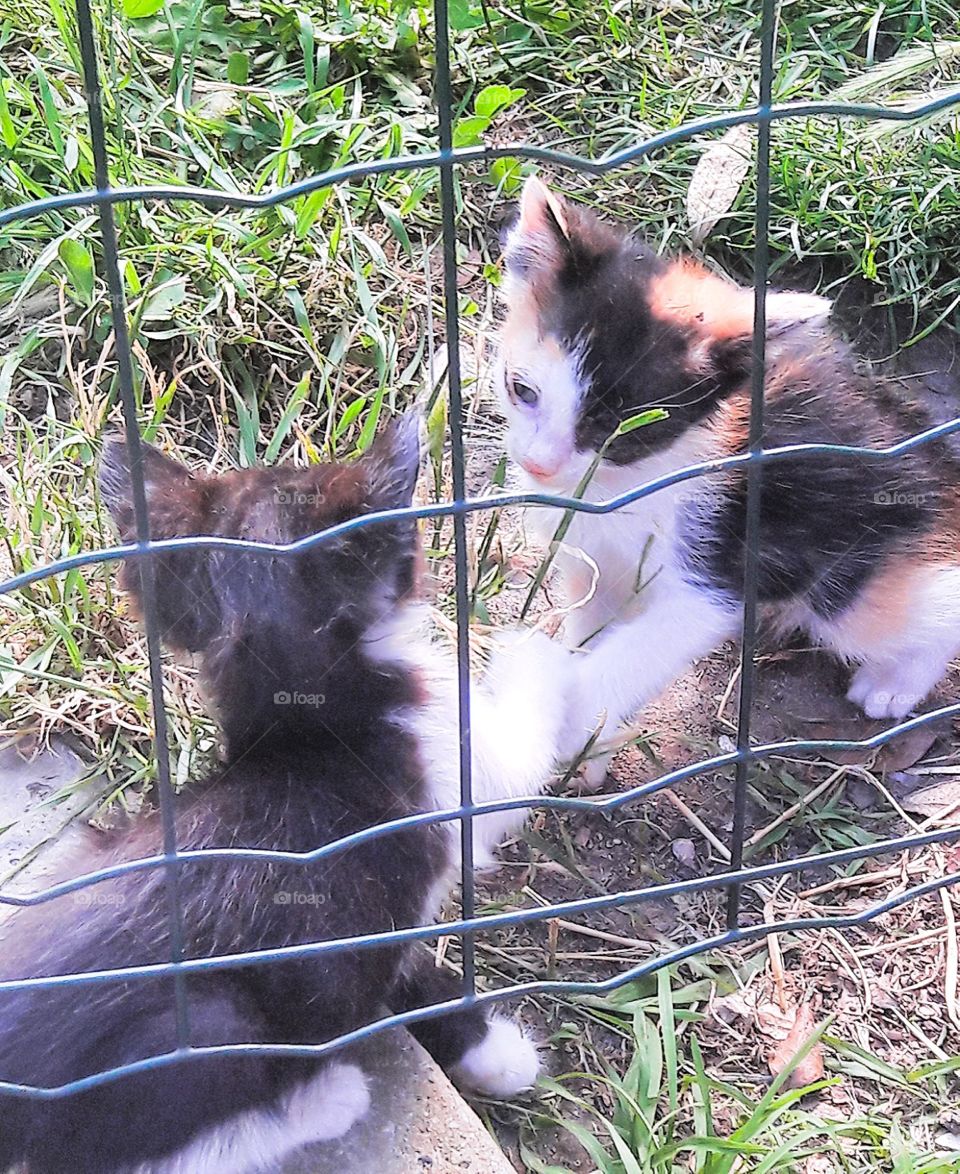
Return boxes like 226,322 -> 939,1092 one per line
563,574 -> 740,785
392,948 -> 539,1096
468,630 -> 575,863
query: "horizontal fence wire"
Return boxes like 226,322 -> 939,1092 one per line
3,93 -> 960,230
1,0 -> 960,1101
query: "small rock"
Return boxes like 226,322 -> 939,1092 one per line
671,838 -> 697,867
846,779 -> 878,811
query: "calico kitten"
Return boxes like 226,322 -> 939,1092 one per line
0,416 -> 572,1174
497,176 -> 960,785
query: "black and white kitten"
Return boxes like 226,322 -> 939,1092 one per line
497,176 -> 960,785
0,416 -> 572,1173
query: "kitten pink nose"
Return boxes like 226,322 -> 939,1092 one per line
521,459 -> 559,480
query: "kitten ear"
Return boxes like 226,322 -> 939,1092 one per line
503,176 -> 572,277
99,436 -> 198,540
518,176 -> 571,241
364,411 -> 422,511
99,437 -> 221,651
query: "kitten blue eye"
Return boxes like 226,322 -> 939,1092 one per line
510,378 -> 539,407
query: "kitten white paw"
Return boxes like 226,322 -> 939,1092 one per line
847,663 -> 929,720
451,1016 -> 540,1098
285,1061 -> 370,1142
487,629 -> 574,699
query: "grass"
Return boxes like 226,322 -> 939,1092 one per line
515,966 -> 960,1172
2,0 -> 958,784
2,0 -> 960,1166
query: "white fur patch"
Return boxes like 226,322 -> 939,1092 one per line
363,605 -> 575,905
516,427 -> 717,643
136,1062 -> 370,1174
500,428 -> 742,771
493,338 -> 587,483
765,290 -> 832,329
805,565 -> 960,719
451,1016 -> 540,1097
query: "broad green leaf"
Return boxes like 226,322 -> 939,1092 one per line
123,0 -> 165,18
58,238 -> 95,305
448,0 -> 484,30
226,52 -> 249,85
7,215 -> 97,317
453,115 -> 488,148
475,83 -> 525,119
139,277 -> 187,322
490,156 -> 524,195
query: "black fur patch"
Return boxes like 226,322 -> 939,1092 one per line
677,336 -> 950,617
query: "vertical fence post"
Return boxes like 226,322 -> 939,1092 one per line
726,0 -> 776,929
74,0 -> 190,1046
433,0 -> 477,996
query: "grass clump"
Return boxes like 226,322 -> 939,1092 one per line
519,967 -> 960,1172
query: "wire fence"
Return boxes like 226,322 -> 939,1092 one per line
1,0 -> 960,1104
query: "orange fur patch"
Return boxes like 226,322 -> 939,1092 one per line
703,391 -> 752,455
828,556 -> 922,650
649,260 -> 754,340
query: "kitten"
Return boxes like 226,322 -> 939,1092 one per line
496,176 -> 960,786
0,416 -> 572,1174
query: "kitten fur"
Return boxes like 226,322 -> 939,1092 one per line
0,416 -> 570,1173
497,176 -> 960,784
